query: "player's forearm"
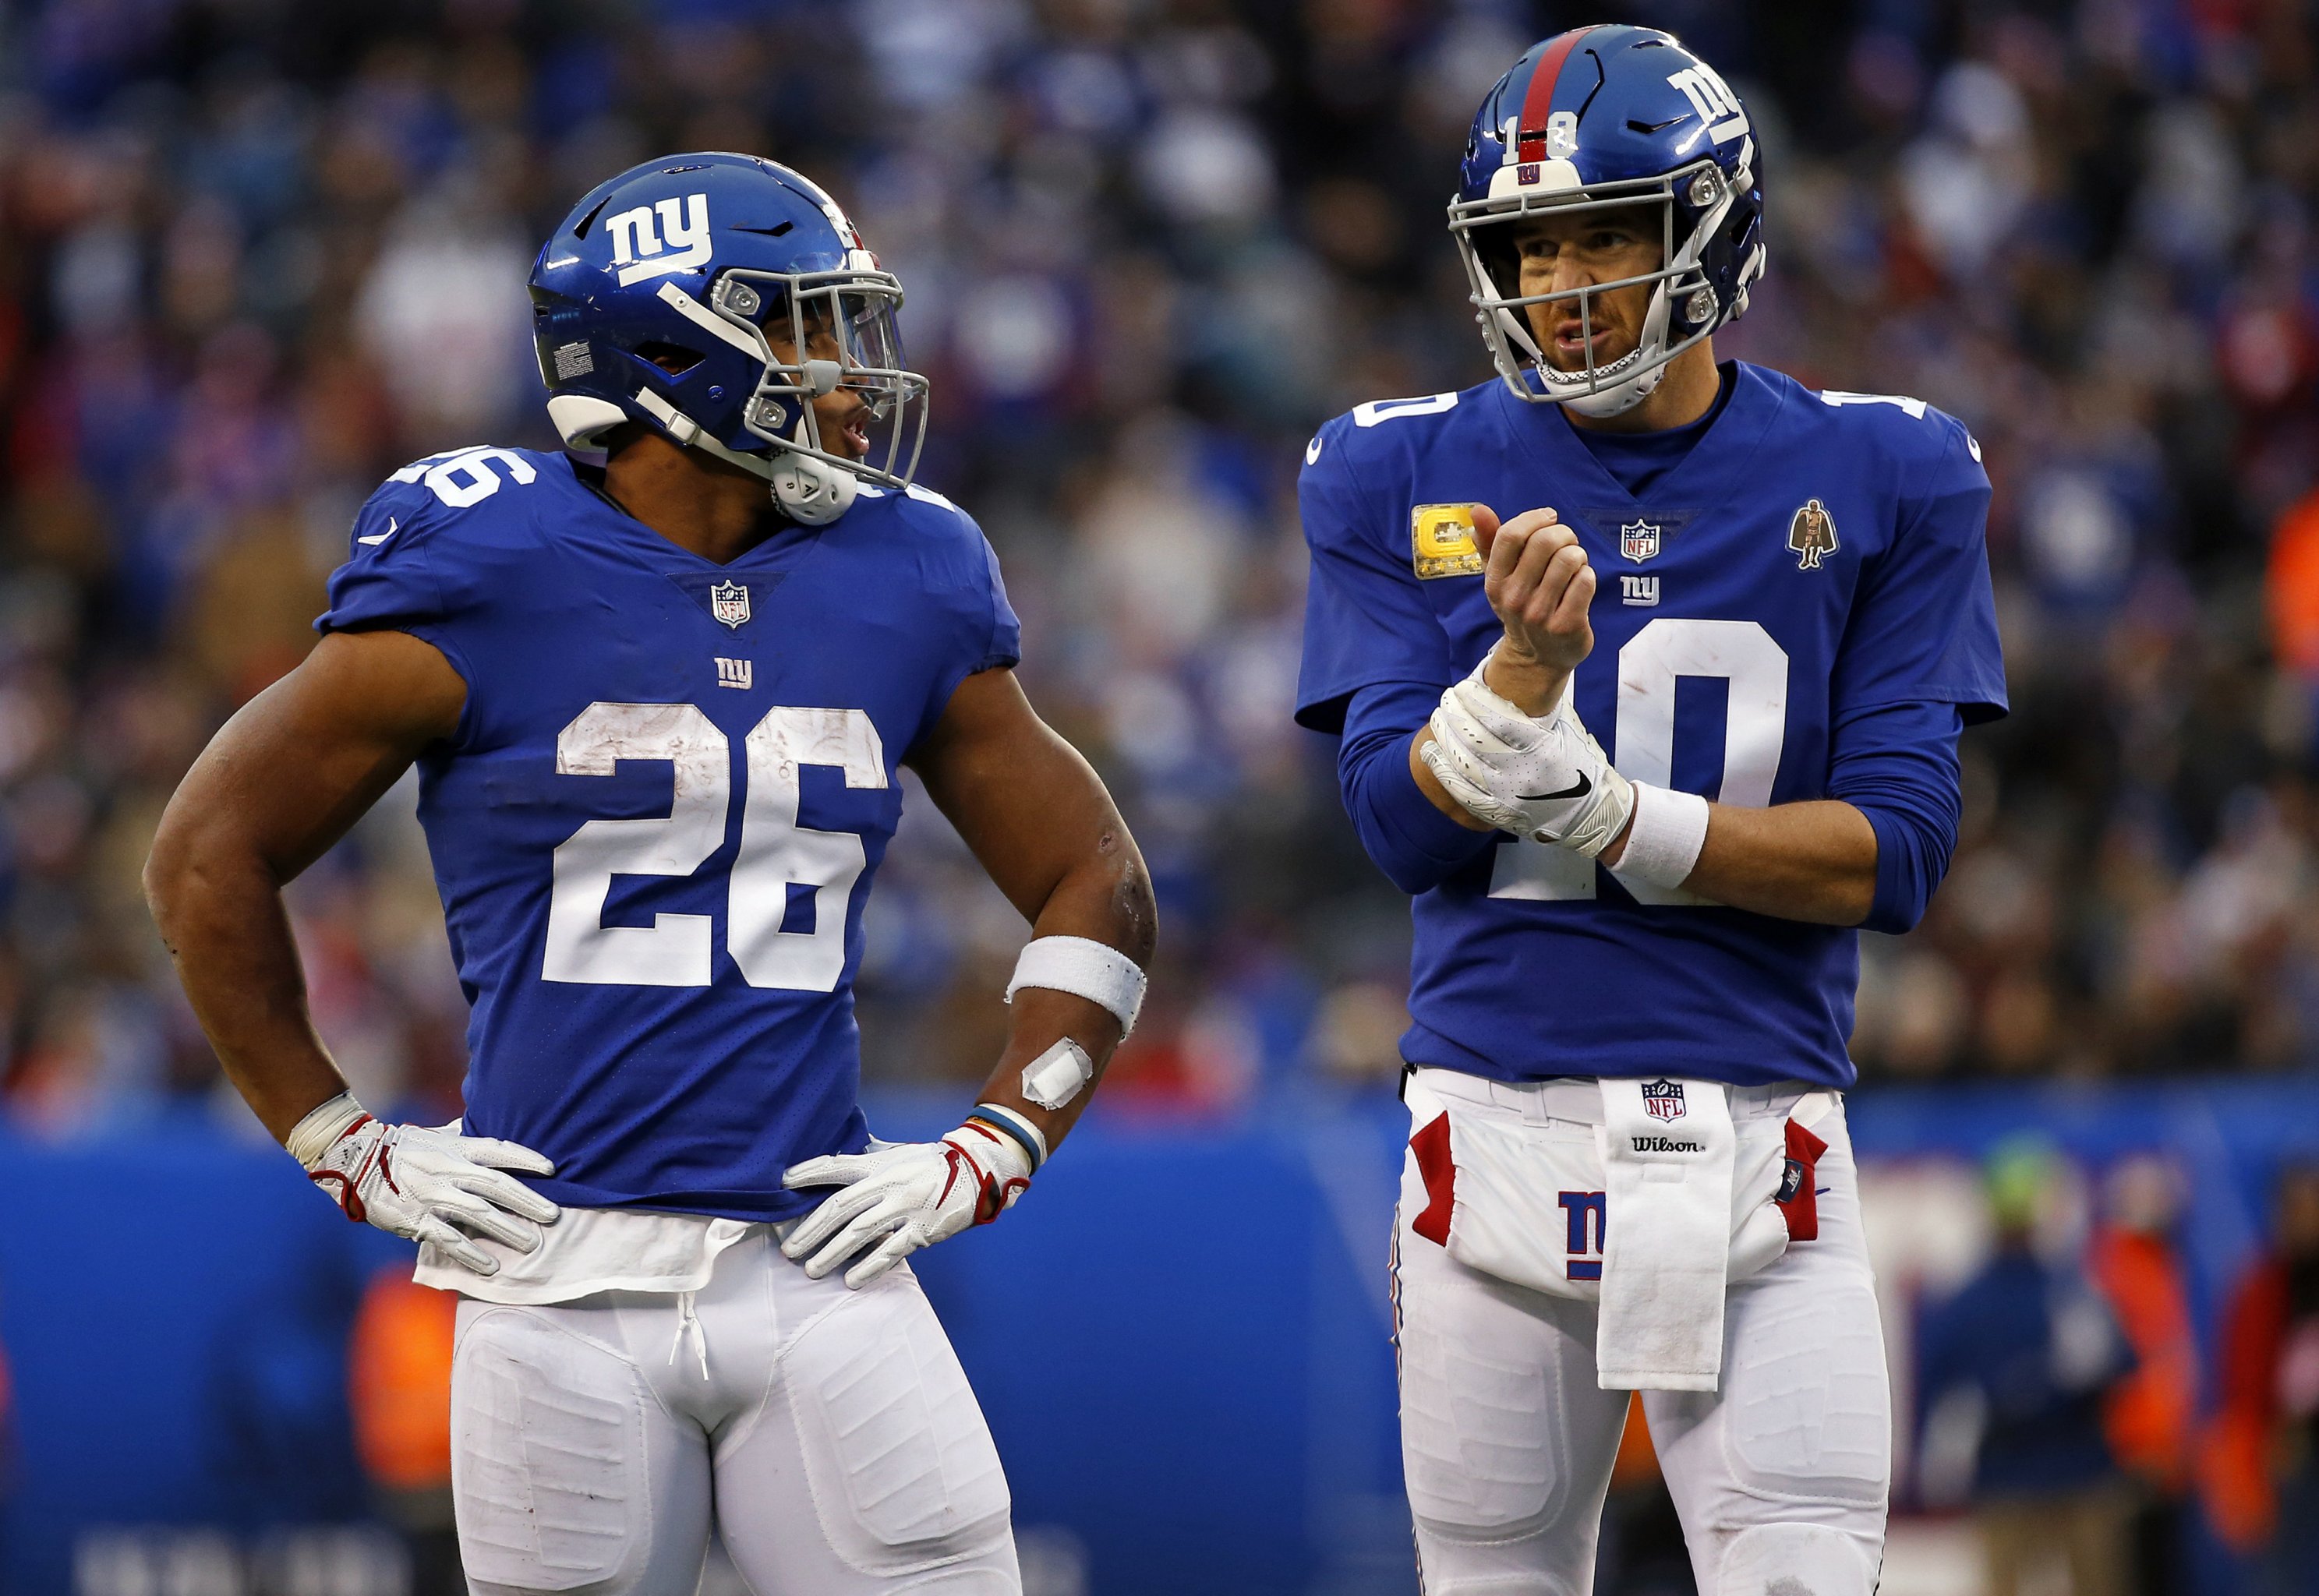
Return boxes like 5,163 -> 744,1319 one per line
143,837 -> 348,1142
1630,800 -> 1878,926
1409,727 -> 1495,830
973,851 -> 1154,1152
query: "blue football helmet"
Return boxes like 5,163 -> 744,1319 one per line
1451,26 -> 1766,418
528,153 -> 927,525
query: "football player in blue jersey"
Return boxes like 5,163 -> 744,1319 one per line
1297,27 -> 2006,1596
145,154 -> 1154,1595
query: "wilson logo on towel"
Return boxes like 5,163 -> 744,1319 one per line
1631,1135 -> 1702,1153
1641,1079 -> 1686,1121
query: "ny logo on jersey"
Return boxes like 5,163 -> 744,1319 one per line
709,581 -> 751,629
1642,1079 -> 1687,1121
1620,574 -> 1660,608
1621,519 -> 1660,563
606,193 -> 712,287
1788,498 -> 1838,570
714,658 -> 752,690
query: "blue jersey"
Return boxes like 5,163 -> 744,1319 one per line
317,447 -> 1020,1220
1296,363 -> 2006,1089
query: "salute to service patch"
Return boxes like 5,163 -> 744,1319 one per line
1412,503 -> 1484,579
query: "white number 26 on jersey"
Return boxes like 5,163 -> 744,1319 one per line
1490,618 -> 1789,906
542,701 -> 886,993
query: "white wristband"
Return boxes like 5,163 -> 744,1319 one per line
1609,783 -> 1710,890
968,1103 -> 1049,1171
285,1090 -> 368,1170
1006,936 -> 1146,1034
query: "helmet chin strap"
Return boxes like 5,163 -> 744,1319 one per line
631,387 -> 858,526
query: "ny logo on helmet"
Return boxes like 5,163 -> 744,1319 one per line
1666,65 -> 1749,143
607,193 -> 712,287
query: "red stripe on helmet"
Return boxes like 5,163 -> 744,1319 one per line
1515,27 -> 1597,160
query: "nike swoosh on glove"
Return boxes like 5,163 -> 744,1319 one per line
1421,659 -> 1636,856
294,1096 -> 560,1275
781,1122 -> 1032,1289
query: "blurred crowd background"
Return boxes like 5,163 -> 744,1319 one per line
5,0 -> 2319,1591
9,0 -> 2319,1134
7,0 -> 2319,1121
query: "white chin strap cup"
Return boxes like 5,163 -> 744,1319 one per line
624,387 -> 858,527
767,447 -> 857,526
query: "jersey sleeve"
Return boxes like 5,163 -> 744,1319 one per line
1295,420 -> 1456,733
971,531 -> 1023,674
1831,417 -> 2009,724
908,499 -> 1024,750
313,477 -> 478,681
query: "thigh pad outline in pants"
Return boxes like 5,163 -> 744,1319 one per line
453,1305 -> 691,1596
776,1272 -> 1014,1581
1395,1185 -> 1630,1568
1643,1125 -> 1889,1595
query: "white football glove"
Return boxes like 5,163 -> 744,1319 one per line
288,1093 -> 560,1275
782,1121 -> 1032,1289
1421,659 -> 1635,856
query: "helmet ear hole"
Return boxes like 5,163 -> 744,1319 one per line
631,341 -> 705,376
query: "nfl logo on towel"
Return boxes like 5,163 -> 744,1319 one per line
1641,1079 -> 1686,1121
710,580 -> 751,630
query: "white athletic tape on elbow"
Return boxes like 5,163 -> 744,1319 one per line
1609,783 -> 1709,891
1018,1038 -> 1096,1110
1005,936 -> 1146,1033
285,1091 -> 367,1170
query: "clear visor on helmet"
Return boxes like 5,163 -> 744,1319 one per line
1448,160 -> 1729,406
708,267 -> 930,487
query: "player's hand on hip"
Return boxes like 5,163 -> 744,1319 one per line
1421,659 -> 1636,857
1470,506 -> 1595,714
290,1095 -> 560,1276
781,1121 -> 1032,1289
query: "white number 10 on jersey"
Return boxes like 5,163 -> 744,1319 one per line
542,702 -> 886,993
1490,618 -> 1789,906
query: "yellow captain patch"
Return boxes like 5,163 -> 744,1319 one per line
1412,503 -> 1483,579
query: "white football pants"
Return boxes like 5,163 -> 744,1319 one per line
1393,1072 -> 1890,1596
450,1227 -> 1020,1595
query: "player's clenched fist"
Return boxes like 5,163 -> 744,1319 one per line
1472,506 -> 1596,685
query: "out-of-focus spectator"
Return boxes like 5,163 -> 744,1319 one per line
2087,1154 -> 2200,1595
1918,1139 -> 2137,1596
2202,1162 -> 2319,1593
348,1263 -> 460,1596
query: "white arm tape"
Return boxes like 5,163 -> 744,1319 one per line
285,1090 -> 367,1170
1005,936 -> 1146,1034
1609,783 -> 1710,891
1019,1037 -> 1095,1110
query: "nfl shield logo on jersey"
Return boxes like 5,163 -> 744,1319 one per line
1641,1079 -> 1686,1121
709,580 -> 751,629
1621,520 -> 1661,563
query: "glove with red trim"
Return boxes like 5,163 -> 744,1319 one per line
288,1092 -> 560,1275
781,1121 -> 1033,1289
